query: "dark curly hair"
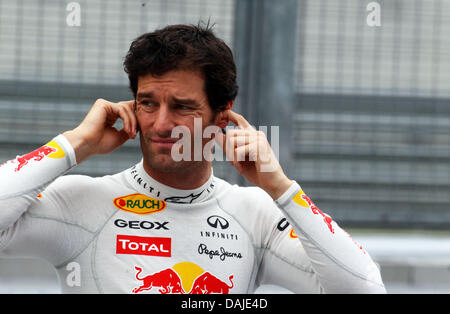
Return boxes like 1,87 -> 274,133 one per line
123,22 -> 238,113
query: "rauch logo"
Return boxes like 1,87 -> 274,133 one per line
113,193 -> 167,215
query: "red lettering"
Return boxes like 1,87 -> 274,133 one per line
301,194 -> 335,234
116,235 -> 171,257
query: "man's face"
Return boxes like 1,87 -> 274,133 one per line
135,69 -> 217,173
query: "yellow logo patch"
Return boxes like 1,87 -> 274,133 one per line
113,194 -> 167,215
45,140 -> 66,159
292,189 -> 309,208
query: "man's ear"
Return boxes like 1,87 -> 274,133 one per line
215,100 -> 234,129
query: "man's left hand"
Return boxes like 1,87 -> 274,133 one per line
214,110 -> 293,200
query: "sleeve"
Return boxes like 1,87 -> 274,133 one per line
255,214 -> 323,293
0,134 -> 88,265
257,181 -> 386,294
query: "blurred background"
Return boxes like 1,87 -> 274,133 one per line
0,0 -> 449,293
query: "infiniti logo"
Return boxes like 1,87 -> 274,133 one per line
201,215 -> 237,240
207,215 -> 229,230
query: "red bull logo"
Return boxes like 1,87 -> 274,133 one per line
14,140 -> 65,172
132,266 -> 184,294
302,194 -> 334,234
293,189 -> 335,234
132,262 -> 234,294
189,272 -> 234,294
342,229 -> 366,254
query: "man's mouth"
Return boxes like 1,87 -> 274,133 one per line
150,138 -> 178,149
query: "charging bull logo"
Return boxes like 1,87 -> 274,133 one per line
132,266 -> 184,294
293,189 -> 335,234
14,140 -> 65,172
189,272 -> 234,294
132,262 -> 234,294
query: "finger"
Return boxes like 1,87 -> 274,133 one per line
214,131 -> 226,152
228,134 -> 254,149
122,100 -> 135,106
235,138 -> 274,163
117,128 -> 132,145
103,127 -> 131,153
224,110 -> 253,130
225,128 -> 254,138
234,142 -> 259,162
119,101 -> 137,138
225,129 -> 264,148
116,106 -> 131,135
114,102 -> 136,138
215,131 -> 239,162
225,130 -> 255,151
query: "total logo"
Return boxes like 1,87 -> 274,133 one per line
13,140 -> 65,172
132,262 -> 234,294
113,194 -> 167,215
116,235 -> 171,257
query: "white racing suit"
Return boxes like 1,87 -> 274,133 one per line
0,134 -> 385,293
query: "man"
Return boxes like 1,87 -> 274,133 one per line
0,24 -> 385,293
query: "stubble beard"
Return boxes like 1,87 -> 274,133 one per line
139,113 -> 218,175
140,132 -> 204,174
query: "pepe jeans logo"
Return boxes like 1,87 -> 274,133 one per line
207,215 -> 229,229
197,243 -> 242,261
113,194 -> 167,215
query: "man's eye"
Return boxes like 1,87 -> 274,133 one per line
140,101 -> 155,107
176,104 -> 190,110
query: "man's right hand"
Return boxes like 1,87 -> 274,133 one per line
63,99 -> 137,164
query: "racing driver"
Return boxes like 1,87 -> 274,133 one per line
0,24 -> 385,294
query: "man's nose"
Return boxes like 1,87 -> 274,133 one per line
152,105 -> 175,135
